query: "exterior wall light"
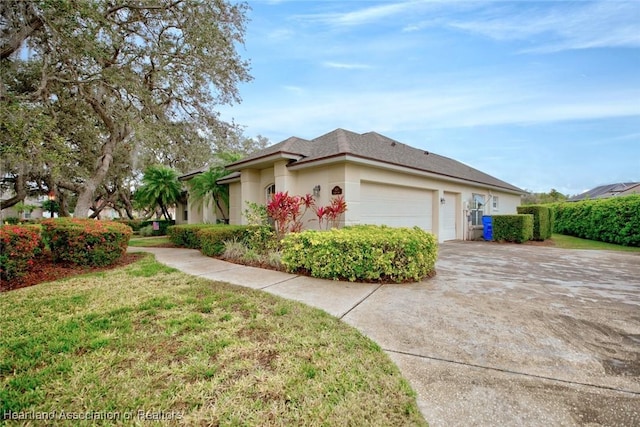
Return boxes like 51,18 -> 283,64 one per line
313,185 -> 321,197
48,191 -> 56,218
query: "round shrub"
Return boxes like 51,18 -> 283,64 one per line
167,224 -> 218,248
0,224 -> 43,281
281,225 -> 438,283
41,218 -> 132,267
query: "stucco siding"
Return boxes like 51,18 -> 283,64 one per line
229,182 -> 242,225
285,165 -> 340,229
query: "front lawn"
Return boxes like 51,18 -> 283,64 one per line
127,236 -> 174,247
0,254 -> 426,426
551,234 -> 640,252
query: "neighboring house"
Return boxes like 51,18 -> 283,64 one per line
568,182 -> 640,202
0,192 -> 50,221
619,183 -> 640,197
207,128 -> 524,242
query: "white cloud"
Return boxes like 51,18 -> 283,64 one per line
266,28 -> 295,41
222,78 -> 640,142
294,0 -> 429,27
448,1 -> 640,53
322,61 -> 372,70
282,85 -> 305,95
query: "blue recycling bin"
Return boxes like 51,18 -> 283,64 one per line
482,215 -> 493,241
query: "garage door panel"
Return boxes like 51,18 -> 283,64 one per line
360,182 -> 432,231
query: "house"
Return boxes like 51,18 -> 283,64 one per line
0,192 -> 50,221
175,168 -> 227,225
568,182 -> 640,202
186,128 -> 524,242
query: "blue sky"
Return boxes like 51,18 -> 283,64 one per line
220,0 -> 640,196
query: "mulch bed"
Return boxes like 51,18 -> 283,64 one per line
1,252 -> 144,293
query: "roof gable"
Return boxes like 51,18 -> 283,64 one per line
227,128 -> 524,193
569,182 -> 640,201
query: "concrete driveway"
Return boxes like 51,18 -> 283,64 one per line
133,242 -> 640,426
343,242 -> 640,426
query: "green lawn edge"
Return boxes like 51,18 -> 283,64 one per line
127,236 -> 173,247
0,254 -> 427,426
551,234 -> 640,252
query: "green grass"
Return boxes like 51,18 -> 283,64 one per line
552,234 -> 640,252
127,236 -> 173,247
0,254 -> 426,426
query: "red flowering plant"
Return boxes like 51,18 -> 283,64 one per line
0,225 -> 43,281
314,206 -> 328,229
315,196 -> 348,230
266,192 -> 316,238
267,192 -> 348,236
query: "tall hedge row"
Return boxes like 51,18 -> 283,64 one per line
167,224 -> 218,248
492,215 -> 534,243
167,224 -> 254,254
551,195 -> 640,247
516,205 -> 553,241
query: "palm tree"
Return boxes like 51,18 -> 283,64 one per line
187,152 -> 242,222
188,166 -> 230,222
135,165 -> 181,220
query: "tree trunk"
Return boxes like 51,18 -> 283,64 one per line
74,86 -> 132,217
0,172 -> 28,209
58,190 -> 70,217
161,204 -> 172,221
215,198 -> 227,221
117,187 -> 135,219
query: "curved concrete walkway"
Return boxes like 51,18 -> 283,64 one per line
129,243 -> 640,427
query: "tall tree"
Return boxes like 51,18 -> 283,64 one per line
0,0 -> 251,216
522,188 -> 569,205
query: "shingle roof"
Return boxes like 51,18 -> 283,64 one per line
569,182 -> 640,201
226,128 -> 524,193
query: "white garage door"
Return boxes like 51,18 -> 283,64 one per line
441,192 -> 457,241
360,182 -> 433,230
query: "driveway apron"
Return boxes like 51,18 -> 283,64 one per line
131,242 -> 640,426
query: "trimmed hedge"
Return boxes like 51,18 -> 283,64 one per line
551,195 -> 640,247
114,219 -> 173,235
281,225 -> 438,283
0,225 -> 43,281
41,218 -> 132,266
167,224 -> 219,248
492,215 -> 533,243
197,226 -> 255,256
115,219 -> 144,232
517,205 -> 552,241
140,219 -> 175,236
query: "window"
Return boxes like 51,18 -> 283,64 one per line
266,184 -> 276,202
183,209 -> 188,221
492,196 -> 499,211
470,194 -> 485,226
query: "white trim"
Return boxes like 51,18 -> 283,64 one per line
227,153 -> 302,171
